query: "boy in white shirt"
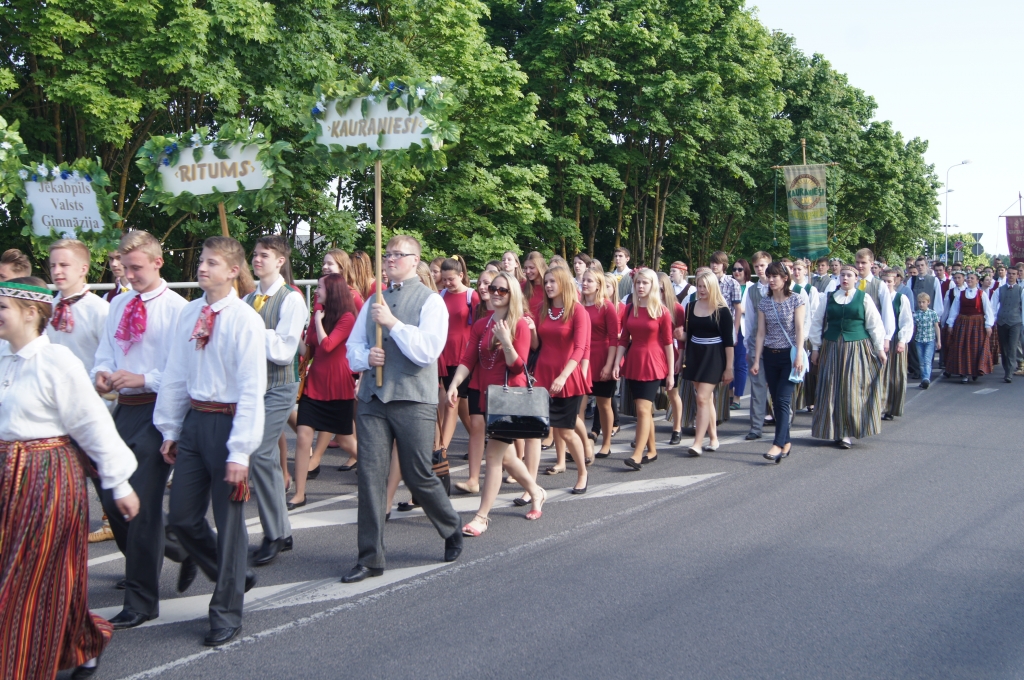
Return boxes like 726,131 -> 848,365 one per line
155,236 -> 267,647
45,239 -> 109,373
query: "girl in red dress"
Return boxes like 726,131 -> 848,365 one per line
614,268 -> 674,469
659,271 -> 687,445
437,258 -> 480,461
322,248 -> 365,311
535,266 -> 590,493
447,273 -> 547,535
581,268 -> 619,458
522,251 -> 548,321
501,250 -> 526,286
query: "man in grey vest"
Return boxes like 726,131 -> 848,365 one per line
743,252 -> 772,440
244,235 -> 308,566
342,235 -> 462,583
993,266 -> 1023,382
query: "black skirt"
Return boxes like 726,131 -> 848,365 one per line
296,395 -> 354,435
467,388 -> 484,416
591,379 -> 616,398
627,379 -> 660,403
549,395 -> 582,429
683,342 -> 727,385
441,366 -> 469,398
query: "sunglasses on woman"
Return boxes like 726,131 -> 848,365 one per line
487,284 -> 510,297
732,268 -> 744,273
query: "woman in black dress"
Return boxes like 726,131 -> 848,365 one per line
682,271 -> 734,456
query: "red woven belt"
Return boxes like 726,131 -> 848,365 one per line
0,435 -> 73,453
118,393 -> 158,406
189,399 -> 236,416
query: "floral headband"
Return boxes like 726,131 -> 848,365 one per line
0,281 -> 54,303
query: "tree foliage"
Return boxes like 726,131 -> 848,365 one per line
0,0 -> 940,282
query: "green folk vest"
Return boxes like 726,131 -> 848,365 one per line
823,289 -> 870,342
891,292 -> 903,342
246,285 -> 299,390
357,279 -> 439,405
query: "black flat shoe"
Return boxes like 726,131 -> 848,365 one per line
623,458 -> 642,471
341,564 -> 384,583
594,449 -> 612,458
177,557 -> 198,593
245,570 -> 257,593
385,512 -> 391,522
286,498 -> 306,510
745,432 -> 762,440
115,578 -> 127,590
204,626 -> 241,647
396,501 -> 419,512
110,609 -> 151,630
541,441 -> 554,451
444,531 -> 463,562
570,485 -> 587,495
512,496 -> 531,507
669,431 -> 681,445
641,454 -> 658,464
71,659 -> 101,679
881,413 -> 894,421
337,461 -> 357,472
252,537 -> 284,566
306,465 -> 321,480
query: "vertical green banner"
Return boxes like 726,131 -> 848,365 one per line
783,164 -> 830,259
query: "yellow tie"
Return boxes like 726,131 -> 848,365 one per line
857,279 -> 867,291
253,294 -> 269,313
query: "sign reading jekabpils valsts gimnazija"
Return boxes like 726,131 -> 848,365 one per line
25,175 -> 106,237
315,97 -> 437,151
157,144 -> 269,197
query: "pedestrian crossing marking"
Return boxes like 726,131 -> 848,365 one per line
973,388 -> 998,395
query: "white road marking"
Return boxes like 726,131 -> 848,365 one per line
973,388 -> 998,395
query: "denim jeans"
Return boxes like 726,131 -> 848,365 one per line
762,349 -> 795,448
916,340 -> 935,382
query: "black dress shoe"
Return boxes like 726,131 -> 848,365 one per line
286,498 -> 306,510
71,659 -> 100,679
282,535 -> 293,551
245,570 -> 257,593
109,609 -> 151,630
177,557 -> 198,593
396,500 -> 419,512
115,578 -> 127,590
444,531 -> 463,562
252,537 -> 283,566
640,454 -> 658,464
341,564 -> 384,583
204,626 -> 241,647
745,432 -> 762,440
306,465 -> 321,479
337,461 -> 358,472
881,413 -> 894,421
623,458 -> 642,471
570,485 -> 587,495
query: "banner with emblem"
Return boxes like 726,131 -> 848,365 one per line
1006,216 -> 1024,266
783,164 -> 830,260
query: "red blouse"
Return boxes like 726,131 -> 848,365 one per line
523,280 -> 545,321
458,315 -> 532,412
304,312 -> 357,401
584,302 -> 620,384
534,306 -> 591,398
619,306 -> 673,381
440,288 -> 481,367
352,289 -> 365,312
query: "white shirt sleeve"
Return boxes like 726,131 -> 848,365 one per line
932,278 -> 944,317
265,291 -> 309,365
982,289 -> 995,328
226,311 -> 267,466
346,301 -> 372,373
863,294 -> 885,352
809,294 -> 828,350
875,282 -> 895,337
946,291 -> 961,327
90,300 -> 119,381
897,295 -> 914,343
389,293 -> 449,367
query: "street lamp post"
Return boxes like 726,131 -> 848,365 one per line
944,160 -> 970,263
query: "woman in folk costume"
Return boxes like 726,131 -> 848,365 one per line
880,268 -> 914,420
0,277 -> 139,680
809,264 -> 888,450
945,271 -> 995,383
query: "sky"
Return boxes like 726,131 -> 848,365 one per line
752,0 -> 1024,256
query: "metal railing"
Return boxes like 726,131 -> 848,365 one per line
56,280 -> 322,308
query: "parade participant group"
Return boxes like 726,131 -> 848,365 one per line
1,236 -> 1022,680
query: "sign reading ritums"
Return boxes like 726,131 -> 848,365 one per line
24,172 -> 106,237
157,143 -> 269,196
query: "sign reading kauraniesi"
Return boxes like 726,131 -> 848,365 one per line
24,174 -> 106,237
315,97 -> 436,151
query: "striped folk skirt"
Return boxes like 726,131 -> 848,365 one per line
947,314 -> 993,377
0,437 -> 112,679
882,342 -> 908,416
680,379 -> 731,427
811,337 -> 883,441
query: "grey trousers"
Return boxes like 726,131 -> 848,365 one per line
96,401 -> 175,619
166,409 -> 249,629
355,397 -> 460,570
747,352 -> 768,436
250,383 -> 298,541
997,323 -> 1023,379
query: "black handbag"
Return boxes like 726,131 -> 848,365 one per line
486,368 -> 550,440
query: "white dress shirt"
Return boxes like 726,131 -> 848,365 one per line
858,274 -> 895,338
45,287 -> 109,372
823,275 -> 840,294
246,276 -> 309,366
347,280 -> 449,371
992,283 -> 1024,324
940,284 -> 965,326
894,293 -> 914,344
154,291 -> 267,466
91,281 -> 188,394
946,286 -> 995,328
0,336 -> 137,498
808,289 -> 886,352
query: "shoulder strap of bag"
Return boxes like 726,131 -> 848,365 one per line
504,365 -> 536,390
771,297 -> 797,349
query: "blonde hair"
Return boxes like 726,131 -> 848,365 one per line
581,268 -> 608,309
202,236 -> 254,296
540,266 -> 578,324
694,270 -> 726,321
416,261 -> 437,291
630,268 -> 664,319
388,234 -> 422,256
119,230 -> 162,261
603,274 -> 620,305
49,238 -> 91,265
657,272 -> 676,323
490,272 -> 523,349
326,248 -> 357,290
523,251 -> 548,300
502,251 -> 526,284
917,292 -> 931,304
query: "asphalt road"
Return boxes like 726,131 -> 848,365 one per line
73,374 -> 1024,679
